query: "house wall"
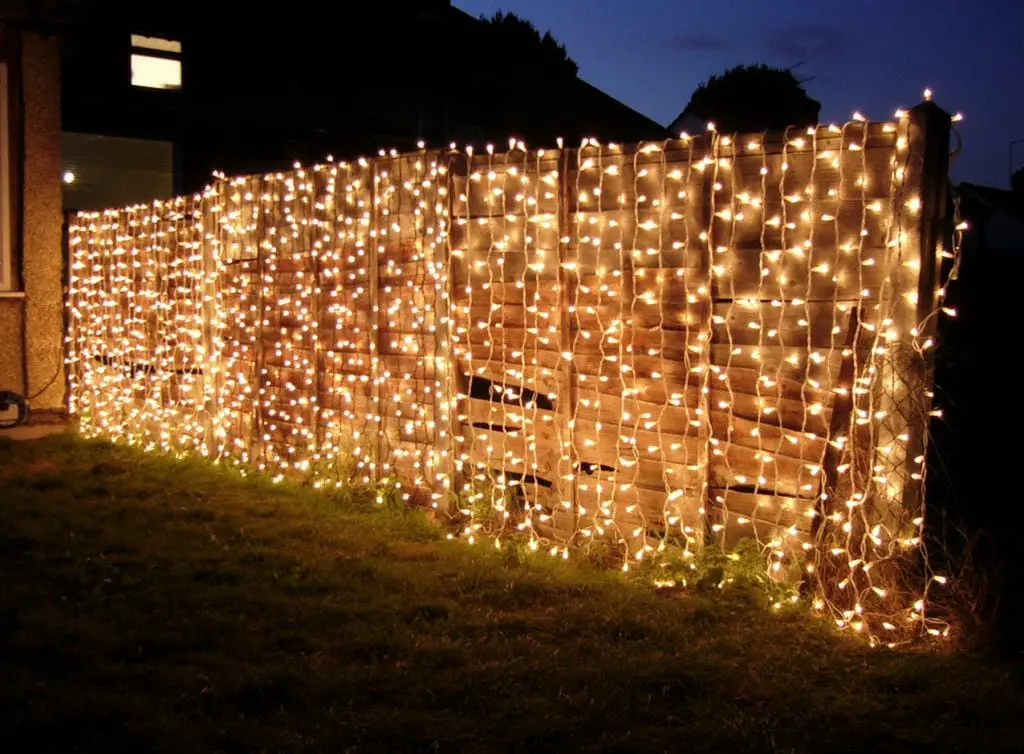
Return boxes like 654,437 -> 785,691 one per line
60,2 -> 666,199
0,28 -> 64,411
984,212 -> 1024,251
0,300 -> 24,393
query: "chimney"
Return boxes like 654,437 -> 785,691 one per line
1013,167 -> 1024,198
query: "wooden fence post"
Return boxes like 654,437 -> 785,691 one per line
310,170 -> 324,466
200,180 -> 222,457
812,305 -> 861,581
253,178 -> 268,467
898,102 -> 952,521
433,149 -> 456,514
695,133 -> 719,555
556,146 -> 580,542
443,150 -> 467,517
368,162 -> 383,484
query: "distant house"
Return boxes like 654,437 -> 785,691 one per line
0,1 -> 66,420
957,174 -> 1024,255
60,0 -> 670,210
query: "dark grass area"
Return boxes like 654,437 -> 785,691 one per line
1,435 -> 1022,753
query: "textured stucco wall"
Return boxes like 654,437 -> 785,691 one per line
0,299 -> 25,393
21,31 -> 64,409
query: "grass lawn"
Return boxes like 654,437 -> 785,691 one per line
1,434 -> 1022,753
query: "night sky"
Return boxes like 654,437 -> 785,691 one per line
456,0 -> 1024,188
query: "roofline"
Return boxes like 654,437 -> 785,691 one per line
573,78 -> 672,137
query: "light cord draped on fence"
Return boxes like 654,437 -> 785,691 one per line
66,103 -> 956,644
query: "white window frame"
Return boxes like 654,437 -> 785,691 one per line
130,34 -> 182,90
0,62 -> 12,293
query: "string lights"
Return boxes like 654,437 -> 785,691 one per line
66,103 -> 956,645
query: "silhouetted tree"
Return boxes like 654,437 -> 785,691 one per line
675,64 -> 820,133
479,11 -> 578,78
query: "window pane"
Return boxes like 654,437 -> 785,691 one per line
131,54 -> 181,89
61,132 -> 174,211
130,34 -> 182,54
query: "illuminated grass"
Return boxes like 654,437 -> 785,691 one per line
1,434 -> 1021,753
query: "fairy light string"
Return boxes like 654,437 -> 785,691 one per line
66,103 -> 956,644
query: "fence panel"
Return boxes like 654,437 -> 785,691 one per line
67,105 -> 952,638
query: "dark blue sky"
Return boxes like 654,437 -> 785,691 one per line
456,0 -> 1024,187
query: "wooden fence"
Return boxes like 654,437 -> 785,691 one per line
66,103 -> 954,638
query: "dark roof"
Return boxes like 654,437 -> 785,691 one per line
567,78 -> 671,142
58,0 -> 673,189
0,0 -> 84,28
958,183 -> 1024,224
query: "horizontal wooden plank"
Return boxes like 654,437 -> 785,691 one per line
569,327 -> 705,362
709,195 -> 893,251
709,344 -> 843,389
452,281 -> 562,306
378,260 -> 440,282
569,223 -> 705,270
459,397 -> 560,433
380,376 -> 442,400
571,300 -> 704,331
573,352 -> 699,384
460,326 -> 562,353
449,220 -> 559,254
712,516 -> 811,558
319,334 -> 371,352
708,488 -> 814,531
706,364 -> 833,405
453,303 -> 557,329
707,441 -> 822,499
458,356 -> 565,398
377,355 -> 436,380
574,392 -> 698,436
708,389 -> 830,435
707,489 -> 814,555
382,421 -> 434,446
575,374 -> 700,404
452,252 -> 560,285
570,164 -> 705,215
318,369 -> 373,389
455,343 -> 563,371
711,247 -> 886,301
711,301 -> 855,348
458,426 -> 561,481
317,263 -> 374,283
581,457 -> 703,494
573,417 -> 702,468
379,337 -> 436,357
379,397 -> 437,420
576,482 -> 698,530
709,411 -> 827,461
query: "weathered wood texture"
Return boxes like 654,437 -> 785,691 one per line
68,111 -> 946,577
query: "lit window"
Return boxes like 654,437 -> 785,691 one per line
131,55 -> 181,89
130,34 -> 181,90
